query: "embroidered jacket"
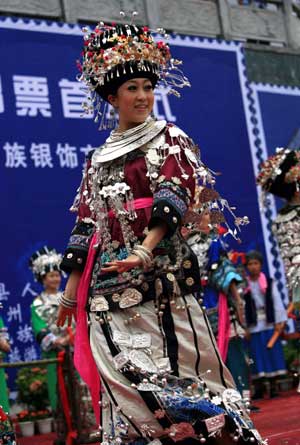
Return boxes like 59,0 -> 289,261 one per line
61,123 -> 204,300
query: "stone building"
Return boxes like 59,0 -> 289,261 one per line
0,1 -> 299,85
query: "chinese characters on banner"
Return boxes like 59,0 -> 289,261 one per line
1,75 -> 176,169
1,282 -> 39,362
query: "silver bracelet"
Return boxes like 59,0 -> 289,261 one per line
58,292 -> 77,309
132,249 -> 152,268
132,245 -> 153,269
136,245 -> 153,260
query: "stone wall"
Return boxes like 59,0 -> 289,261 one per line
0,0 -> 300,84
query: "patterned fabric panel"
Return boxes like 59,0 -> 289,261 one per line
149,181 -> 190,236
154,188 -> 188,217
61,221 -> 94,273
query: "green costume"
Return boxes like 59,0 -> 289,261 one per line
31,291 -> 65,411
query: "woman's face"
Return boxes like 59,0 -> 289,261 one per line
109,78 -> 154,130
42,271 -> 61,292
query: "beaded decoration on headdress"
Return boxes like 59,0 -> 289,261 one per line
29,246 -> 63,282
257,147 -> 300,204
285,153 -> 300,184
256,147 -> 291,191
76,12 -> 191,130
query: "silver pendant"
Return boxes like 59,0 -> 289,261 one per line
132,333 -> 152,349
129,350 -> 157,373
113,330 -> 133,347
90,296 -> 109,312
137,383 -> 162,392
222,388 -> 242,404
204,414 -> 225,433
113,351 -> 129,370
156,357 -> 171,373
147,148 -> 161,166
119,288 -> 143,308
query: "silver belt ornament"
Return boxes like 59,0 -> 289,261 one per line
90,296 -> 109,312
129,350 -> 158,373
113,331 -> 152,349
119,288 -> 143,308
90,287 -> 143,313
137,382 -> 162,392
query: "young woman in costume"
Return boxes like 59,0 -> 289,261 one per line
243,251 -> 287,398
30,246 -> 98,443
257,149 -> 300,332
57,21 -> 263,445
29,246 -> 71,413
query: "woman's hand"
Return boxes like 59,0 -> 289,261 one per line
102,222 -> 167,274
274,322 -> 285,332
56,270 -> 81,327
101,255 -> 142,274
56,305 -> 76,328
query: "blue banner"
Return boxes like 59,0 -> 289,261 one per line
0,18 -> 264,389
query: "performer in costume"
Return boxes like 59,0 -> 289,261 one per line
257,149 -> 300,326
30,246 -> 98,444
186,223 -> 251,399
57,18 -> 264,445
243,251 -> 287,398
29,246 -> 70,412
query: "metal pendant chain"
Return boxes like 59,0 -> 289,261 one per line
106,157 -> 138,253
91,155 -> 138,257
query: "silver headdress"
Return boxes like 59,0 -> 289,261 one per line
76,14 -> 191,130
29,246 -> 63,282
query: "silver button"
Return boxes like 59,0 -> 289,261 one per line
164,206 -> 170,213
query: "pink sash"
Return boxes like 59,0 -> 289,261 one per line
217,292 -> 230,362
108,197 -> 153,218
74,233 -> 100,423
